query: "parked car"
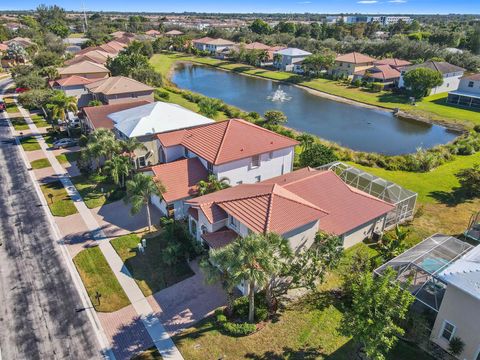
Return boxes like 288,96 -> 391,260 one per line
15,87 -> 29,93
0,100 -> 5,112
52,138 -> 77,149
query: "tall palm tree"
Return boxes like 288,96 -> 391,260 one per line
104,155 -> 133,188
86,129 -> 121,168
213,233 -> 277,323
46,92 -> 77,135
197,175 -> 230,196
297,133 -> 316,151
119,137 -> 147,159
124,173 -> 165,231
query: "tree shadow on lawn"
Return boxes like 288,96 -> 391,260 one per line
427,96 -> 480,113
377,92 -> 410,105
429,186 -> 475,207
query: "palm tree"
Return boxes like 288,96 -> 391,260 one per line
197,175 -> 230,196
378,225 -> 409,260
198,98 -> 223,119
119,137 -> 147,159
297,133 -> 316,151
86,129 -> 121,168
213,233 -> 277,323
104,155 -> 133,188
46,92 -> 77,135
124,173 -> 165,231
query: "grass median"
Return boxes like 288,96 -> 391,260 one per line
40,181 -> 78,216
10,117 -> 29,131
73,246 -> 130,312
30,158 -> 51,169
20,136 -> 41,151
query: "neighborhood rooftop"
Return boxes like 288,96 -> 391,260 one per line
400,60 -> 465,74
85,76 -> 154,95
82,100 -> 151,130
156,118 -> 299,165
58,60 -> 109,75
274,47 -> 312,56
335,52 -> 376,63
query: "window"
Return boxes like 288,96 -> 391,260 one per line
469,81 -> 475,88
201,225 -> 208,235
137,156 -> 146,168
236,180 -> 243,185
229,216 -> 240,229
251,155 -> 260,168
441,321 -> 455,341
184,147 -> 189,157
255,175 -> 261,183
207,162 -> 213,174
269,151 -> 274,160
190,219 -> 197,236
167,204 -> 175,218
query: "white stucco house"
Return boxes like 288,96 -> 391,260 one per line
447,73 -> 480,109
398,61 -> 465,95
149,119 -> 299,219
192,37 -> 236,54
186,167 -> 394,254
273,48 -> 312,72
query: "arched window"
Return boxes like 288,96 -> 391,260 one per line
201,225 -> 208,235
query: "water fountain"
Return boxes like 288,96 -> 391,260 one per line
267,87 -> 292,102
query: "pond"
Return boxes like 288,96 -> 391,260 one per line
172,63 -> 459,155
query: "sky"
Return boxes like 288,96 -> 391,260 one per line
2,0 -> 480,14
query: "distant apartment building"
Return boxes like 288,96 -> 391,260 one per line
325,15 -> 412,26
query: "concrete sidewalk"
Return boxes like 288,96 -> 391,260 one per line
18,103 -> 184,360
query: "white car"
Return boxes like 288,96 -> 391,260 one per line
52,138 -> 77,149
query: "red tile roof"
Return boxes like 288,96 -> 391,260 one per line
374,58 -> 411,68
50,75 -> 96,87
192,37 -> 214,44
462,73 -> 480,81
335,52 -> 376,64
355,65 -> 400,81
83,100 -> 150,129
157,119 -> 299,165
151,157 -> 208,203
202,228 -> 238,249
188,168 -> 394,236
244,42 -> 271,50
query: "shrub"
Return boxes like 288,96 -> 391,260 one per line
216,314 -> 227,323
371,82 -> 383,92
232,295 -> 269,323
448,336 -> 465,356
155,89 -> 170,100
222,321 -> 256,336
474,125 -> 480,133
78,134 -> 88,147
299,143 -> 338,168
352,79 -> 362,87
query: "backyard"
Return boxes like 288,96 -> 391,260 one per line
150,52 -> 480,128
110,232 -> 194,297
73,246 -> 130,312
40,180 -> 78,216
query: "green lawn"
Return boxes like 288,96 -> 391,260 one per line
4,98 -> 20,114
30,158 -> 51,169
10,117 -> 29,131
40,181 -> 78,216
30,114 -> 49,128
110,233 -> 194,297
151,52 -> 480,128
71,173 -> 125,209
73,246 -> 130,312
56,151 -> 81,165
20,136 -> 41,151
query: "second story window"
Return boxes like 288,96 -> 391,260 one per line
468,81 -> 474,88
207,162 -> 213,174
184,147 -> 189,158
251,155 -> 260,168
229,216 -> 239,229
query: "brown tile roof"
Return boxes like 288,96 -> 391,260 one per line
50,75 -> 96,87
83,100 -> 150,130
355,65 -> 400,81
188,168 -> 394,236
374,58 -> 411,68
151,157 -> 208,203
244,42 -> 271,50
146,30 -> 161,35
206,38 -> 235,46
400,61 -> 465,74
58,61 -> 110,76
65,50 -> 112,66
192,37 -> 214,44
0,44 -> 8,51
156,119 -> 299,165
461,73 -> 480,81
85,76 -> 154,95
165,30 -> 184,35
335,52 -> 376,64
202,228 -> 238,249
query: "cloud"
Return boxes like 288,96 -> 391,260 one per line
297,1 -> 312,3
388,0 -> 407,3
357,0 -> 378,3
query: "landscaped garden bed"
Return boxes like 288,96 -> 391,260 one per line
71,173 -> 125,209
19,136 -> 41,151
73,246 -> 130,312
30,158 -> 51,169
40,180 -> 78,216
110,231 -> 195,297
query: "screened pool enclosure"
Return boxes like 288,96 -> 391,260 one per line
319,162 -> 418,228
374,234 -> 473,312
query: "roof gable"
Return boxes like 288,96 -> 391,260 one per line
58,60 -> 109,75
335,52 -> 376,64
85,76 -> 154,95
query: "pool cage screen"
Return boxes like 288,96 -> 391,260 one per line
319,162 -> 418,228
374,234 -> 473,312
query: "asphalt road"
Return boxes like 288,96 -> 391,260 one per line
0,79 -> 102,360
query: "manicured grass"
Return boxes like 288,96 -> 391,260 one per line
30,158 -> 51,169
40,181 -> 78,216
19,136 -> 41,151
71,173 -> 125,209
151,52 -> 480,128
4,98 -> 20,114
10,117 -> 29,131
110,233 -> 194,297
73,246 -> 130,312
56,151 -> 81,165
30,114 -> 49,128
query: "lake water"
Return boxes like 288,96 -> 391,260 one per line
172,63 -> 458,155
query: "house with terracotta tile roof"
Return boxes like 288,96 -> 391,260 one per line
49,75 -> 96,97
156,118 -> 299,185
84,76 -> 154,105
145,29 -> 161,37
165,30 -> 184,37
331,52 -> 376,78
374,58 -> 411,70
57,60 -> 110,80
398,60 -> 465,95
186,167 -> 394,252
353,64 -> 401,89
192,37 -> 236,54
65,50 -> 113,66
